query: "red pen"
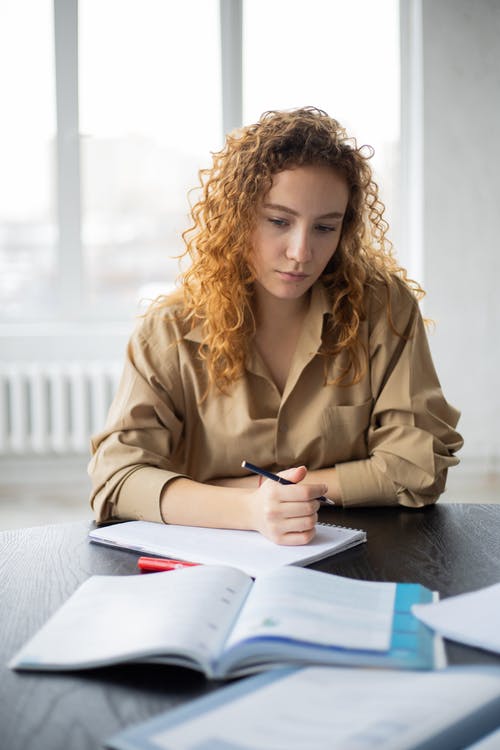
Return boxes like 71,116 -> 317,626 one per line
137,556 -> 200,573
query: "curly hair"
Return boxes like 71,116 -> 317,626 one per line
155,106 -> 423,393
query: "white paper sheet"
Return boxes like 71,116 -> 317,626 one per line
412,582 -> 500,654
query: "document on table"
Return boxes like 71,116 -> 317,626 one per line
107,665 -> 500,750
412,582 -> 500,654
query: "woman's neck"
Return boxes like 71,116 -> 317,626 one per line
253,286 -> 310,335
252,287 -> 311,394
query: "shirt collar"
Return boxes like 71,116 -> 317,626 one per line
280,282 -> 331,399
184,320 -> 203,344
244,281 -> 331,388
299,280 -> 332,353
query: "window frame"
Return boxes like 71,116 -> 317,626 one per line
54,0 -> 82,320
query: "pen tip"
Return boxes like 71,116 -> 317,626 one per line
241,460 -> 246,468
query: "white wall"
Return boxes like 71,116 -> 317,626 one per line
422,0 -> 500,463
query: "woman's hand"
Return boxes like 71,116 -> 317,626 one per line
248,466 -> 326,545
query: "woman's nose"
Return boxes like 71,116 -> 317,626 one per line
286,228 -> 312,263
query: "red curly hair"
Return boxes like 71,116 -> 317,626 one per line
154,107 -> 423,393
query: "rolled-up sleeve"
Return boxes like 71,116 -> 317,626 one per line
336,284 -> 463,508
88,318 -> 188,523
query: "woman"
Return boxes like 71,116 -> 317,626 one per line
89,107 -> 463,545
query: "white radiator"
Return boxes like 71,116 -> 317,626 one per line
0,362 -> 122,455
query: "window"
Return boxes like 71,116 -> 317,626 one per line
244,0 -> 400,246
0,0 -> 400,332
0,0 -> 57,322
79,0 -> 222,318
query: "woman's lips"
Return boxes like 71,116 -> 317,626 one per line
276,270 -> 309,282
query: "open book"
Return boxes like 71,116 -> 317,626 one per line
88,520 -> 366,578
9,565 -> 442,679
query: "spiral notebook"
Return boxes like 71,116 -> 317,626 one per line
89,520 -> 366,577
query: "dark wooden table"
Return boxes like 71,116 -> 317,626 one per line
1,504 -> 499,750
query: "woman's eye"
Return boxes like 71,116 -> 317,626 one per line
268,218 -> 288,228
316,224 -> 337,233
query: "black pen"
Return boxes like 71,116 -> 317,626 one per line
241,460 -> 335,505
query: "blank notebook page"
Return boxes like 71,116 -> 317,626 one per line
89,520 -> 366,577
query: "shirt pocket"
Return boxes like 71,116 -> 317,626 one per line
321,399 -> 373,463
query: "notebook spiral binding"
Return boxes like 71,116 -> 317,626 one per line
318,521 -> 363,532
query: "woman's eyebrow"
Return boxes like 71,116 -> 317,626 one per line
263,202 -> 344,219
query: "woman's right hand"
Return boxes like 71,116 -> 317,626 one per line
248,466 -> 325,545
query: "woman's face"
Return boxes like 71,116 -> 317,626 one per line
250,165 -> 349,304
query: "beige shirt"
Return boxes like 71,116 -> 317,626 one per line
89,280 -> 463,523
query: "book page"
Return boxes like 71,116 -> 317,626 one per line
224,567 -> 395,653
9,566 -> 251,672
116,667 -> 500,750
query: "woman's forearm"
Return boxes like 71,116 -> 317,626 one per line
160,477 -> 256,530
206,475 -> 260,490
160,467 -> 328,545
